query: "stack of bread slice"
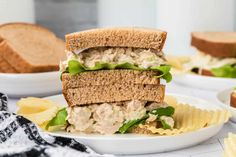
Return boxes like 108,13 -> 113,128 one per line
62,70 -> 165,106
0,23 -> 66,73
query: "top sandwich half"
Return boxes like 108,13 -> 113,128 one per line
61,27 -> 171,83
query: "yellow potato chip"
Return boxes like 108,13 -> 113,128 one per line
223,133 -> 236,157
17,97 -> 57,114
139,103 -> 231,135
19,106 -> 59,125
17,97 -> 62,126
166,55 -> 191,70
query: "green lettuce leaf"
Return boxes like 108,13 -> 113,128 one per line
118,106 -> 175,133
66,60 -> 172,82
68,60 -> 86,74
211,64 -> 236,78
46,108 -> 68,130
118,115 -> 149,134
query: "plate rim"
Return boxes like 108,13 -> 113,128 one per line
44,124 -> 223,140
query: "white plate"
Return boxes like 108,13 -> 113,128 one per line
173,73 -> 236,91
0,72 -> 62,97
217,88 -> 236,122
44,94 -> 224,155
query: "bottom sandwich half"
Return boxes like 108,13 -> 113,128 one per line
62,70 -> 174,135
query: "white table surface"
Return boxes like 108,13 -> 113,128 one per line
7,82 -> 236,157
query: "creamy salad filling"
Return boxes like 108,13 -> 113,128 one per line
184,51 -> 236,71
60,47 -> 166,71
66,100 -> 174,134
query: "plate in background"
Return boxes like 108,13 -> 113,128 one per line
217,87 -> 236,122
44,93 -> 224,155
173,73 -> 236,91
0,71 -> 62,97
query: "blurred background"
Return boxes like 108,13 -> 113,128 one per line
0,0 -> 235,55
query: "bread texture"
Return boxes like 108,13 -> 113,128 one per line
66,27 -> 167,52
0,57 -> 17,73
191,32 -> 236,58
62,70 -> 160,89
64,84 -> 165,106
0,23 -> 66,73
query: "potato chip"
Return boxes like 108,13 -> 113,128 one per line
139,103 -> 231,135
20,106 -> 59,125
166,55 -> 191,70
17,97 -> 62,126
164,95 -> 178,108
223,133 -> 236,157
17,97 -> 57,114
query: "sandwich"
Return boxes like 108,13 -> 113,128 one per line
58,28 -> 174,134
184,32 -> 236,78
0,23 -> 66,73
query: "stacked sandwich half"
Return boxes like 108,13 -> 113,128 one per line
60,28 -> 174,134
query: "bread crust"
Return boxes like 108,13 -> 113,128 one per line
66,27 -> 167,52
191,32 -> 236,58
0,22 -> 56,35
62,70 -> 160,89
0,40 -> 18,73
200,69 -> 214,77
63,84 -> 165,106
230,92 -> 236,108
0,22 -> 65,73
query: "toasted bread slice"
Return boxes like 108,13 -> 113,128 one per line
62,70 -> 160,89
63,84 -> 165,106
66,27 -> 167,52
0,23 -> 66,73
191,32 -> 236,58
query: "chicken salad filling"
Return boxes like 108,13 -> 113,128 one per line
66,100 -> 175,134
60,47 -> 172,82
61,47 -> 166,70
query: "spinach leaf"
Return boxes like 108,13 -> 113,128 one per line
149,106 -> 175,117
118,115 -> 149,134
46,108 -> 68,130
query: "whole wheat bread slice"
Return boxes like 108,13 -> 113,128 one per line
62,70 -> 160,89
63,84 -> 165,106
0,40 -> 18,73
0,57 -> 17,73
0,23 -> 66,73
191,32 -> 236,58
66,27 -> 167,52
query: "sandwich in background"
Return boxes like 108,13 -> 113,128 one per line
187,32 -> 236,78
0,23 -> 66,73
60,28 -> 174,134
167,32 -> 236,79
